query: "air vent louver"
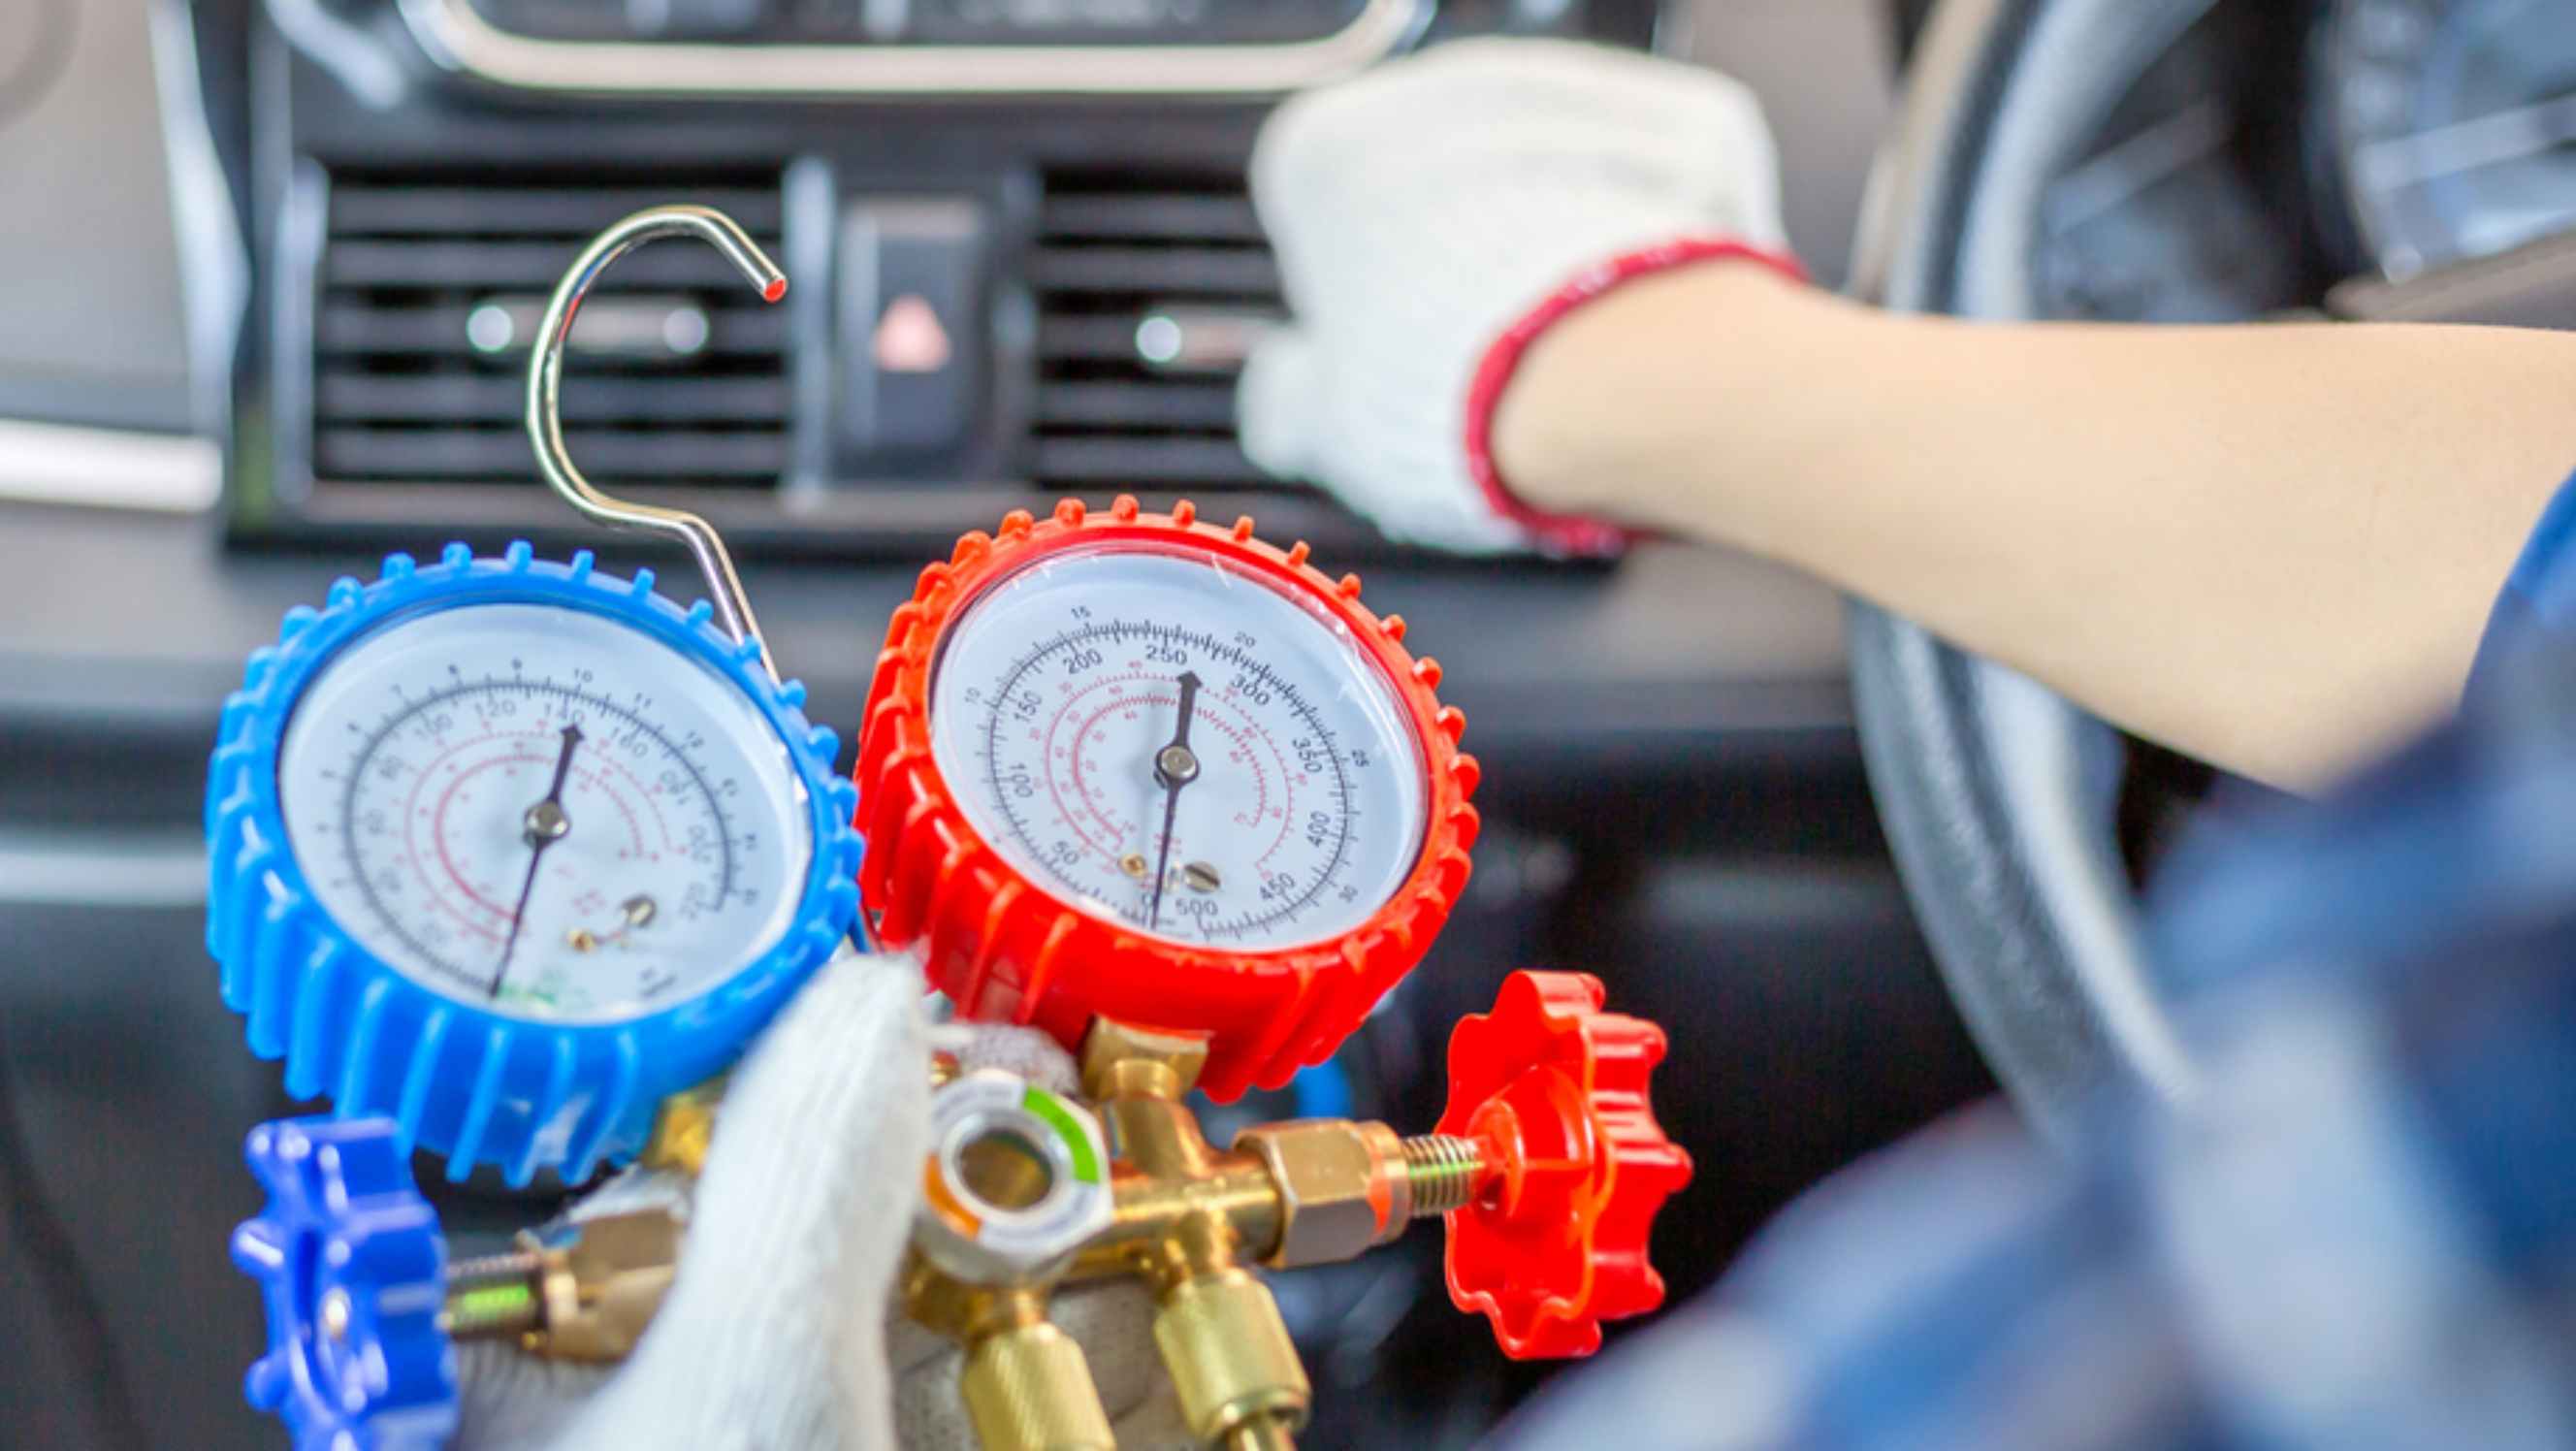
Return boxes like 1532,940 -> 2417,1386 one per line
1032,169 -> 1282,494
309,173 -> 790,490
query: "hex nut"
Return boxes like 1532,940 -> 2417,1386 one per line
917,1070 -> 1113,1285
1236,1119 -> 1408,1270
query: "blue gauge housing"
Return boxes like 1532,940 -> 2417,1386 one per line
206,542 -> 863,1185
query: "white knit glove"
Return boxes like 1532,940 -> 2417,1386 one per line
1239,38 -> 1797,555
450,950 -> 1185,1449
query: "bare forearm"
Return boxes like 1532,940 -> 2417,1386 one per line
1495,264 -> 2576,788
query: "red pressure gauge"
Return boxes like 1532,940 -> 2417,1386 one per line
854,497 -> 1481,1098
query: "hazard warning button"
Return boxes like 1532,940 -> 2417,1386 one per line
839,197 -> 985,459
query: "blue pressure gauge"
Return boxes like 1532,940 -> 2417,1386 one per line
207,541 -> 861,1184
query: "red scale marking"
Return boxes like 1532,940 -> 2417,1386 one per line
385,725 -> 674,947
1027,670 -> 1302,874
1037,694 -> 1140,861
551,761 -> 655,878
575,748 -> 681,854
413,741 -> 551,942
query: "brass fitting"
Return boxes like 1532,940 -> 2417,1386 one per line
438,1208 -> 680,1363
963,1318 -> 1116,1451
1153,1267 -> 1308,1446
1077,1018 -> 1210,1102
1233,1120 -> 1413,1271
449,1016 -> 1508,1451
527,1209 -> 681,1361
641,1079 -> 727,1177
903,1061 -> 1125,1451
907,1274 -> 1115,1451
1064,1017 -> 1309,1449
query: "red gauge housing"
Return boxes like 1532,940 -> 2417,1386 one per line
853,496 -> 1482,1099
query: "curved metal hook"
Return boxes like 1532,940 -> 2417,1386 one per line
527,205 -> 789,683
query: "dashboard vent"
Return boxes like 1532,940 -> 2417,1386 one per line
1031,169 -> 1282,495
308,171 -> 789,490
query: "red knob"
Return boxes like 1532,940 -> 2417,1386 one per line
1435,971 -> 1692,1359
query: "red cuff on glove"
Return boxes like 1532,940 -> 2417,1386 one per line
1463,238 -> 1809,557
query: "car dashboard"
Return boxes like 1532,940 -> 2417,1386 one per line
20,0 -> 2562,1444
235,0 -> 1656,556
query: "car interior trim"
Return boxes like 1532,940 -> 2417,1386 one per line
0,827 -> 208,908
265,0 -> 409,107
0,418 -> 220,514
2326,228 -> 2576,329
148,0 -> 250,439
397,0 -> 1429,99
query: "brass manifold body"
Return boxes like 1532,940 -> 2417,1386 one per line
431,1018 -> 1497,1451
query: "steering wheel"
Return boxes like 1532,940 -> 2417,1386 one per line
1845,0 -> 2225,1146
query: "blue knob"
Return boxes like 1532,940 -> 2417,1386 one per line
233,1115 -> 457,1450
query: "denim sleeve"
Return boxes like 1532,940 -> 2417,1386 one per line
1488,469 -> 2576,1451
2470,471 -> 2576,699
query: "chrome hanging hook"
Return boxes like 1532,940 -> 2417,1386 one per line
527,205 -> 789,685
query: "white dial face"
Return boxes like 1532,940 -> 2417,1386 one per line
928,546 -> 1429,951
276,602 -> 815,1024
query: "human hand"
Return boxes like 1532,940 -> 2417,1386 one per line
450,951 -> 1182,1449
1238,39 -> 1800,556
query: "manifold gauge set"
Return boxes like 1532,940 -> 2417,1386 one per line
214,208 -> 1691,1451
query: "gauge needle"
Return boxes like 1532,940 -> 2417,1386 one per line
492,725 -> 582,998
1145,672 -> 1203,932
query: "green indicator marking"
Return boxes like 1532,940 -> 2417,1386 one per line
444,1282 -> 539,1335
1020,1086 -> 1100,1183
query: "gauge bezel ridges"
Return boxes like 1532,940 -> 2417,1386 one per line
854,496 -> 1482,1101
206,541 -> 863,1184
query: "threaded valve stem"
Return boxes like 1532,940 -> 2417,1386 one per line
441,1250 -> 545,1339
1400,1135 -> 1484,1217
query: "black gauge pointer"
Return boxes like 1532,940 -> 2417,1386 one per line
492,725 -> 582,998
1145,672 -> 1203,932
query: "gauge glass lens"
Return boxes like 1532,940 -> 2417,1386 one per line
277,602 -> 815,1024
927,547 -> 1430,951
2331,0 -> 2576,274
